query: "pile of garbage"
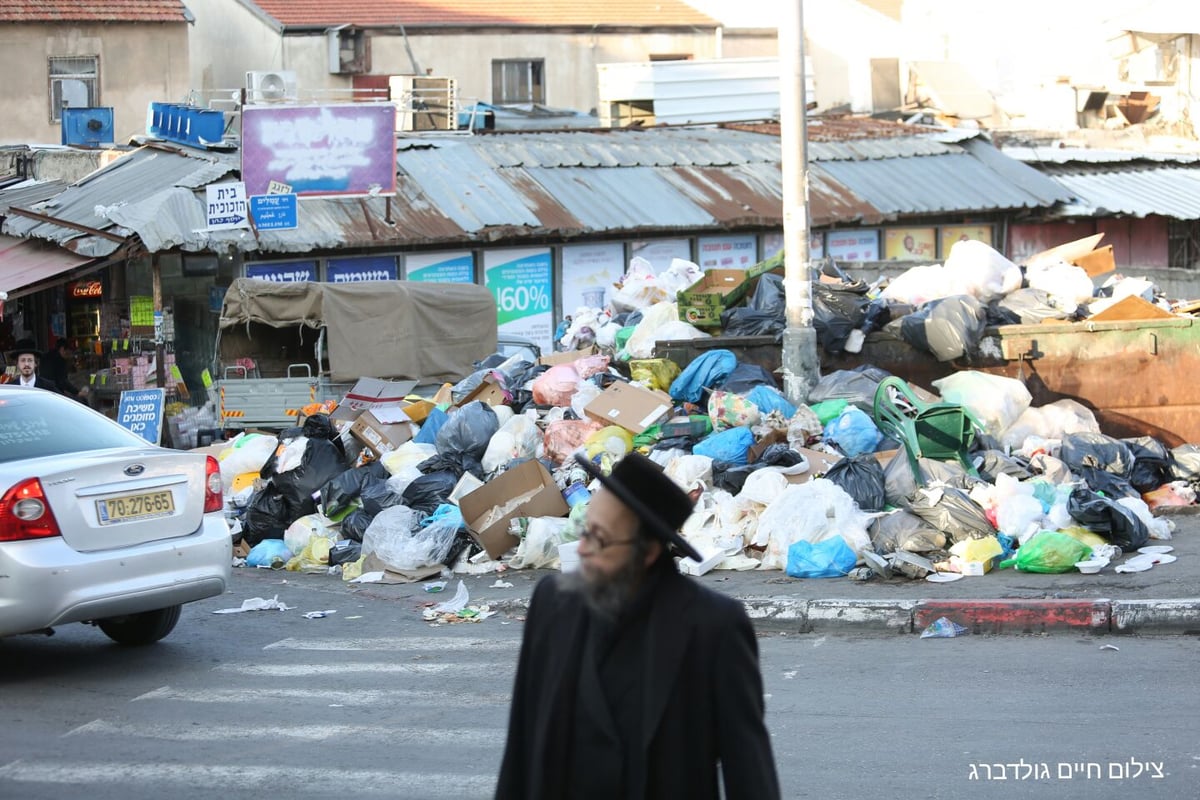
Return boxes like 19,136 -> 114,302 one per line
211,240 -> 1199,583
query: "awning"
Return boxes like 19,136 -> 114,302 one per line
0,234 -> 97,299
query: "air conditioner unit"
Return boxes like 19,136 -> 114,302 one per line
390,75 -> 458,131
61,106 -> 115,146
245,70 -> 298,103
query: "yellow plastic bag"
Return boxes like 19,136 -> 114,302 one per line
630,358 -> 681,392
1056,525 -> 1108,549
341,555 -> 366,582
286,535 -> 333,572
585,426 -> 634,459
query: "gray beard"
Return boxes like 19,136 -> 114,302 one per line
557,556 -> 644,621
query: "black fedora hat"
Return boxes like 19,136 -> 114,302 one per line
574,452 -> 702,562
8,338 -> 40,360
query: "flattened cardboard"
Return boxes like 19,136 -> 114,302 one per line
785,447 -> 844,484
583,381 -> 672,434
457,374 -> 508,408
1072,244 -> 1116,278
1026,234 -> 1105,270
459,459 -> 570,560
539,345 -> 598,367
361,554 -> 443,584
350,410 -> 414,458
330,377 -> 419,423
1089,294 -> 1175,323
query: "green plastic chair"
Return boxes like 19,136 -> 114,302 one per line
872,376 -> 984,485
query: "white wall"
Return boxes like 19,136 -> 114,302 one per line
187,0 -> 284,100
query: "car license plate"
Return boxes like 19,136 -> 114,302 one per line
96,490 -> 176,525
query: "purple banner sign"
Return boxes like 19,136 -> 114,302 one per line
241,104 -> 397,198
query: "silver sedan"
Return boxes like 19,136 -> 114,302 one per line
0,385 -> 231,644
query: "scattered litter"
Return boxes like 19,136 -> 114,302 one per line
921,616 -> 969,638
344,615 -> 363,620
490,579 -> 515,589
433,581 -> 470,613
782,670 -> 797,680
212,595 -> 293,614
303,610 -> 338,619
349,571 -> 385,584
1100,644 -> 1120,651
425,581 -> 448,593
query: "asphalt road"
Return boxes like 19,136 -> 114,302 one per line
2,570 -> 1198,800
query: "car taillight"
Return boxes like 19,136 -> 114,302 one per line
204,455 -> 223,513
0,478 -> 62,542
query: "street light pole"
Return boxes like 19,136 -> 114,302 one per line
779,0 -> 821,404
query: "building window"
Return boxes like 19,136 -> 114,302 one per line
492,59 -> 544,105
49,56 -> 99,122
1167,220 -> 1200,269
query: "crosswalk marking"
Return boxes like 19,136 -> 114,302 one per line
0,761 -> 498,795
215,661 -> 514,677
264,636 -> 521,651
132,686 -> 512,706
64,719 -> 504,745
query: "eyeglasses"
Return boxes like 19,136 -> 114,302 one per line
578,525 -> 637,551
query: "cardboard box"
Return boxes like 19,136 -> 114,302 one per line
538,344 -> 598,367
785,447 -> 844,483
459,459 -> 570,559
457,374 -> 509,408
329,377 -> 419,424
398,398 -> 435,424
676,269 -> 752,328
349,409 -> 414,458
583,381 -> 673,434
1072,244 -> 1116,278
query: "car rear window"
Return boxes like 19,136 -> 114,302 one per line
0,391 -> 146,462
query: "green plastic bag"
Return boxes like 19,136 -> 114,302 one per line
809,399 -> 850,426
999,531 -> 1091,573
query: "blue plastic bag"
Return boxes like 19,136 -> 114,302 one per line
414,407 -> 450,445
823,406 -> 882,457
246,538 -> 292,568
423,503 -> 464,530
669,349 -> 738,404
746,385 -> 797,419
693,426 -> 755,465
786,536 -> 857,578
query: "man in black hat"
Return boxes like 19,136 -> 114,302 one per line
6,339 -> 59,391
496,452 -> 780,800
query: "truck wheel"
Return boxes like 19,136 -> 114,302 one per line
96,605 -> 182,646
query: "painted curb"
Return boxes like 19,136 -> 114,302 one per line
914,599 -> 1111,635
805,599 -> 916,633
1111,599 -> 1200,634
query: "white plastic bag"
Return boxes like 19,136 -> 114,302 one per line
738,469 -> 790,507
381,442 -> 438,475
931,370 -> 1032,438
881,264 -> 955,306
362,506 -> 450,570
273,436 -> 309,473
481,414 -> 542,474
570,380 -> 604,420
665,454 -> 714,495
433,580 -> 470,613
754,479 -> 873,570
999,399 -> 1099,451
510,517 -> 573,569
218,433 -> 278,492
657,258 -> 705,295
611,257 -> 669,312
943,240 -> 1022,303
1026,261 -> 1094,313
283,513 -> 336,556
625,301 -> 681,359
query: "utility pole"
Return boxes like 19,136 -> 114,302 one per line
779,0 -> 821,404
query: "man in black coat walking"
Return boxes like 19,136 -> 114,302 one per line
41,338 -> 87,401
6,339 -> 59,391
496,452 -> 780,800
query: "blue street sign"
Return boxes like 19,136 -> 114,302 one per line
327,255 -> 398,283
249,193 -> 299,231
116,388 -> 166,445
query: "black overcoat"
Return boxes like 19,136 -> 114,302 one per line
496,565 -> 780,800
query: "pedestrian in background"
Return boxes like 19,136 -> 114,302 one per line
5,339 -> 59,391
496,452 -> 780,800
41,338 -> 88,401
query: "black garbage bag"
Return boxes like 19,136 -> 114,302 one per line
328,539 -> 362,566
302,414 -> 336,441
450,368 -> 491,405
1124,436 -> 1173,493
1060,432 -> 1134,477
807,366 -> 893,413
759,443 -> 806,468
900,295 -> 987,362
988,287 -> 1070,326
321,468 -> 370,518
907,486 -> 995,544
443,527 -> 476,568
418,452 -> 485,481
435,401 -> 499,460
244,486 -> 290,546
1171,444 -> 1200,483
401,470 -> 459,514
718,363 -> 779,393
749,272 -> 787,315
870,508 -> 945,554
1075,466 -> 1140,500
273,438 -> 347,519
976,450 -> 1033,482
340,509 -> 375,543
812,282 -> 870,354
712,462 -> 762,494
825,454 -> 886,511
360,476 -> 406,517
650,435 -> 697,454
1067,486 -> 1149,551
720,308 -> 785,338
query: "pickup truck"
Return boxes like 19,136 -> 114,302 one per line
214,278 -> 513,432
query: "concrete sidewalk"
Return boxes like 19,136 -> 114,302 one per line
245,508 -> 1200,637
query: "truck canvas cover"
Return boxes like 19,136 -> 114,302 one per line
218,278 -> 499,383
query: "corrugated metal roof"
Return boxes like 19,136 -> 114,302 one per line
396,143 -> 542,230
0,232 -> 93,299
1041,164 -> 1200,220
1002,146 -> 1200,165
0,179 -> 66,215
523,166 -> 712,231
808,137 -> 961,161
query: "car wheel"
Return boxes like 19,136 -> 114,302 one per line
96,605 -> 182,646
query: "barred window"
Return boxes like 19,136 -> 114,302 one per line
49,56 -> 99,123
492,59 -> 545,105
